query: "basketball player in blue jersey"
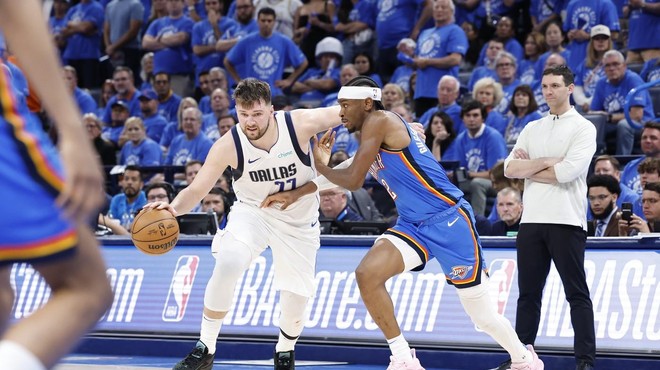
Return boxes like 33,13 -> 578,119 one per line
264,76 -> 545,370
0,1 -> 113,369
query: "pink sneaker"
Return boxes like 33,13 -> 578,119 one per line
511,345 -> 544,370
386,349 -> 425,370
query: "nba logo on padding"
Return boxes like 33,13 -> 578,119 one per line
488,259 -> 516,315
162,255 -> 199,322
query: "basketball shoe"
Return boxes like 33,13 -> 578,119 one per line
275,350 -> 294,370
386,349 -> 425,370
172,341 -> 215,370
510,345 -> 544,370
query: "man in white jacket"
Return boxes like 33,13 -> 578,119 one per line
503,65 -> 597,370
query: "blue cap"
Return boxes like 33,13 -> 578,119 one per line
138,89 -> 158,101
111,100 -> 129,110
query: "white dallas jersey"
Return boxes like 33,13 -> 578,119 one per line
230,111 -> 319,224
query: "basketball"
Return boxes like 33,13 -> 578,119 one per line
131,208 -> 180,255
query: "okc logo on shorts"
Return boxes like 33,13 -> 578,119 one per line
162,255 -> 200,322
450,265 -> 473,280
488,259 -> 516,315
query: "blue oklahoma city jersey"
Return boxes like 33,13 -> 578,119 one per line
370,120 -> 463,222
372,116 -> 484,287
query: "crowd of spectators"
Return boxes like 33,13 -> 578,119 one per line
0,0 -> 659,234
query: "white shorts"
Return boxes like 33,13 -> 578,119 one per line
212,201 -> 320,297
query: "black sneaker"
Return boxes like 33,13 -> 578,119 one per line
274,350 -> 295,370
172,341 -> 215,370
576,362 -> 594,370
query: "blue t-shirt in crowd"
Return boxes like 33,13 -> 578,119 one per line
518,59 -> 537,85
142,113 -> 168,142
562,0 -> 619,71
74,87 -> 98,114
226,31 -> 307,96
621,156 -> 645,195
376,0 -> 423,49
390,64 -> 414,94
505,111 -> 543,144
485,109 -> 509,137
166,133 -> 213,165
159,121 -> 183,149
109,191 -> 147,228
191,17 -> 238,78
296,66 -> 341,103
530,0 -> 567,23
443,125 -> 508,172
534,49 -> 571,80
414,23 -> 468,100
494,79 -> 522,115
120,138 -> 163,166
640,58 -> 660,82
476,38 -> 524,68
62,1 -> 105,60
157,92 -> 182,122
627,0 -> 660,51
103,93 -> 142,124
468,66 -> 497,91
419,103 -> 464,134
145,15 -> 195,74
590,70 -> 654,123
575,61 -> 606,99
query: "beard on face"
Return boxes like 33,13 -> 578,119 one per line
591,199 -> 615,220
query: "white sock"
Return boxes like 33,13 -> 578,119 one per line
275,291 -> 309,352
0,341 -> 46,370
387,334 -> 412,361
199,314 -> 223,354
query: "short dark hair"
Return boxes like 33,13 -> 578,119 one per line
185,160 -> 203,169
587,175 -> 621,196
644,181 -> 660,195
233,78 -> 271,108
124,165 -> 142,176
638,157 -> 660,175
460,99 -> 487,120
258,6 -> 276,19
643,121 -> 660,132
113,66 -> 133,78
508,84 -> 538,116
424,111 -> 455,149
542,65 -> 574,86
144,182 -> 176,202
344,76 -> 385,110
154,71 -> 170,81
593,155 -> 621,171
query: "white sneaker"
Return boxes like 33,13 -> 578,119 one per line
511,345 -> 544,370
386,349 -> 425,370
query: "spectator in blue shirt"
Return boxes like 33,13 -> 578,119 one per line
589,50 -> 655,155
534,20 -> 571,80
444,100 -> 508,216
103,66 -> 142,124
63,65 -> 97,114
142,0 -> 195,96
472,77 -> 508,136
519,31 -> 546,85
50,0 -> 71,59
108,165 -> 147,229
475,16 -> 523,68
573,25 -> 613,112
625,0 -> 660,64
59,0 -> 105,88
103,100 -> 131,148
291,36 -> 342,107
412,0 -> 467,118
505,84 -> 543,146
620,122 -> 660,195
191,0 -> 238,86
493,51 -> 521,116
153,71 -> 182,122
224,7 -> 309,96
419,75 -> 464,134
468,39 -> 503,91
334,0 -> 376,68
640,55 -> 660,82
201,88 -> 232,140
563,0 -> 619,71
138,88 -> 168,142
160,96 -> 198,150
166,107 -> 213,165
119,117 -> 163,166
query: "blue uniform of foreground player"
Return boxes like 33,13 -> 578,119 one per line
264,78 -> 544,370
0,1 -> 113,369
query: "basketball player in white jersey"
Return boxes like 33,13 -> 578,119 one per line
148,78 -> 341,370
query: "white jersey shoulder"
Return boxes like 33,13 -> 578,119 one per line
231,111 -> 319,222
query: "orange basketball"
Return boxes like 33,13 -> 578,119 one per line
131,208 -> 179,255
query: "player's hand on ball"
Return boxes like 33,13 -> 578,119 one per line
313,129 -> 335,166
143,201 -> 178,217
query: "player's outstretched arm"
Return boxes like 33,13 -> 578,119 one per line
289,105 -> 341,138
0,0 -> 104,222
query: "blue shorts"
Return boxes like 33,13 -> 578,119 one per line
0,78 -> 77,264
385,200 -> 486,288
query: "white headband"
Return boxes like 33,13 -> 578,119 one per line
337,86 -> 382,101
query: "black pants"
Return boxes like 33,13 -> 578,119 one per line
515,223 -> 595,366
